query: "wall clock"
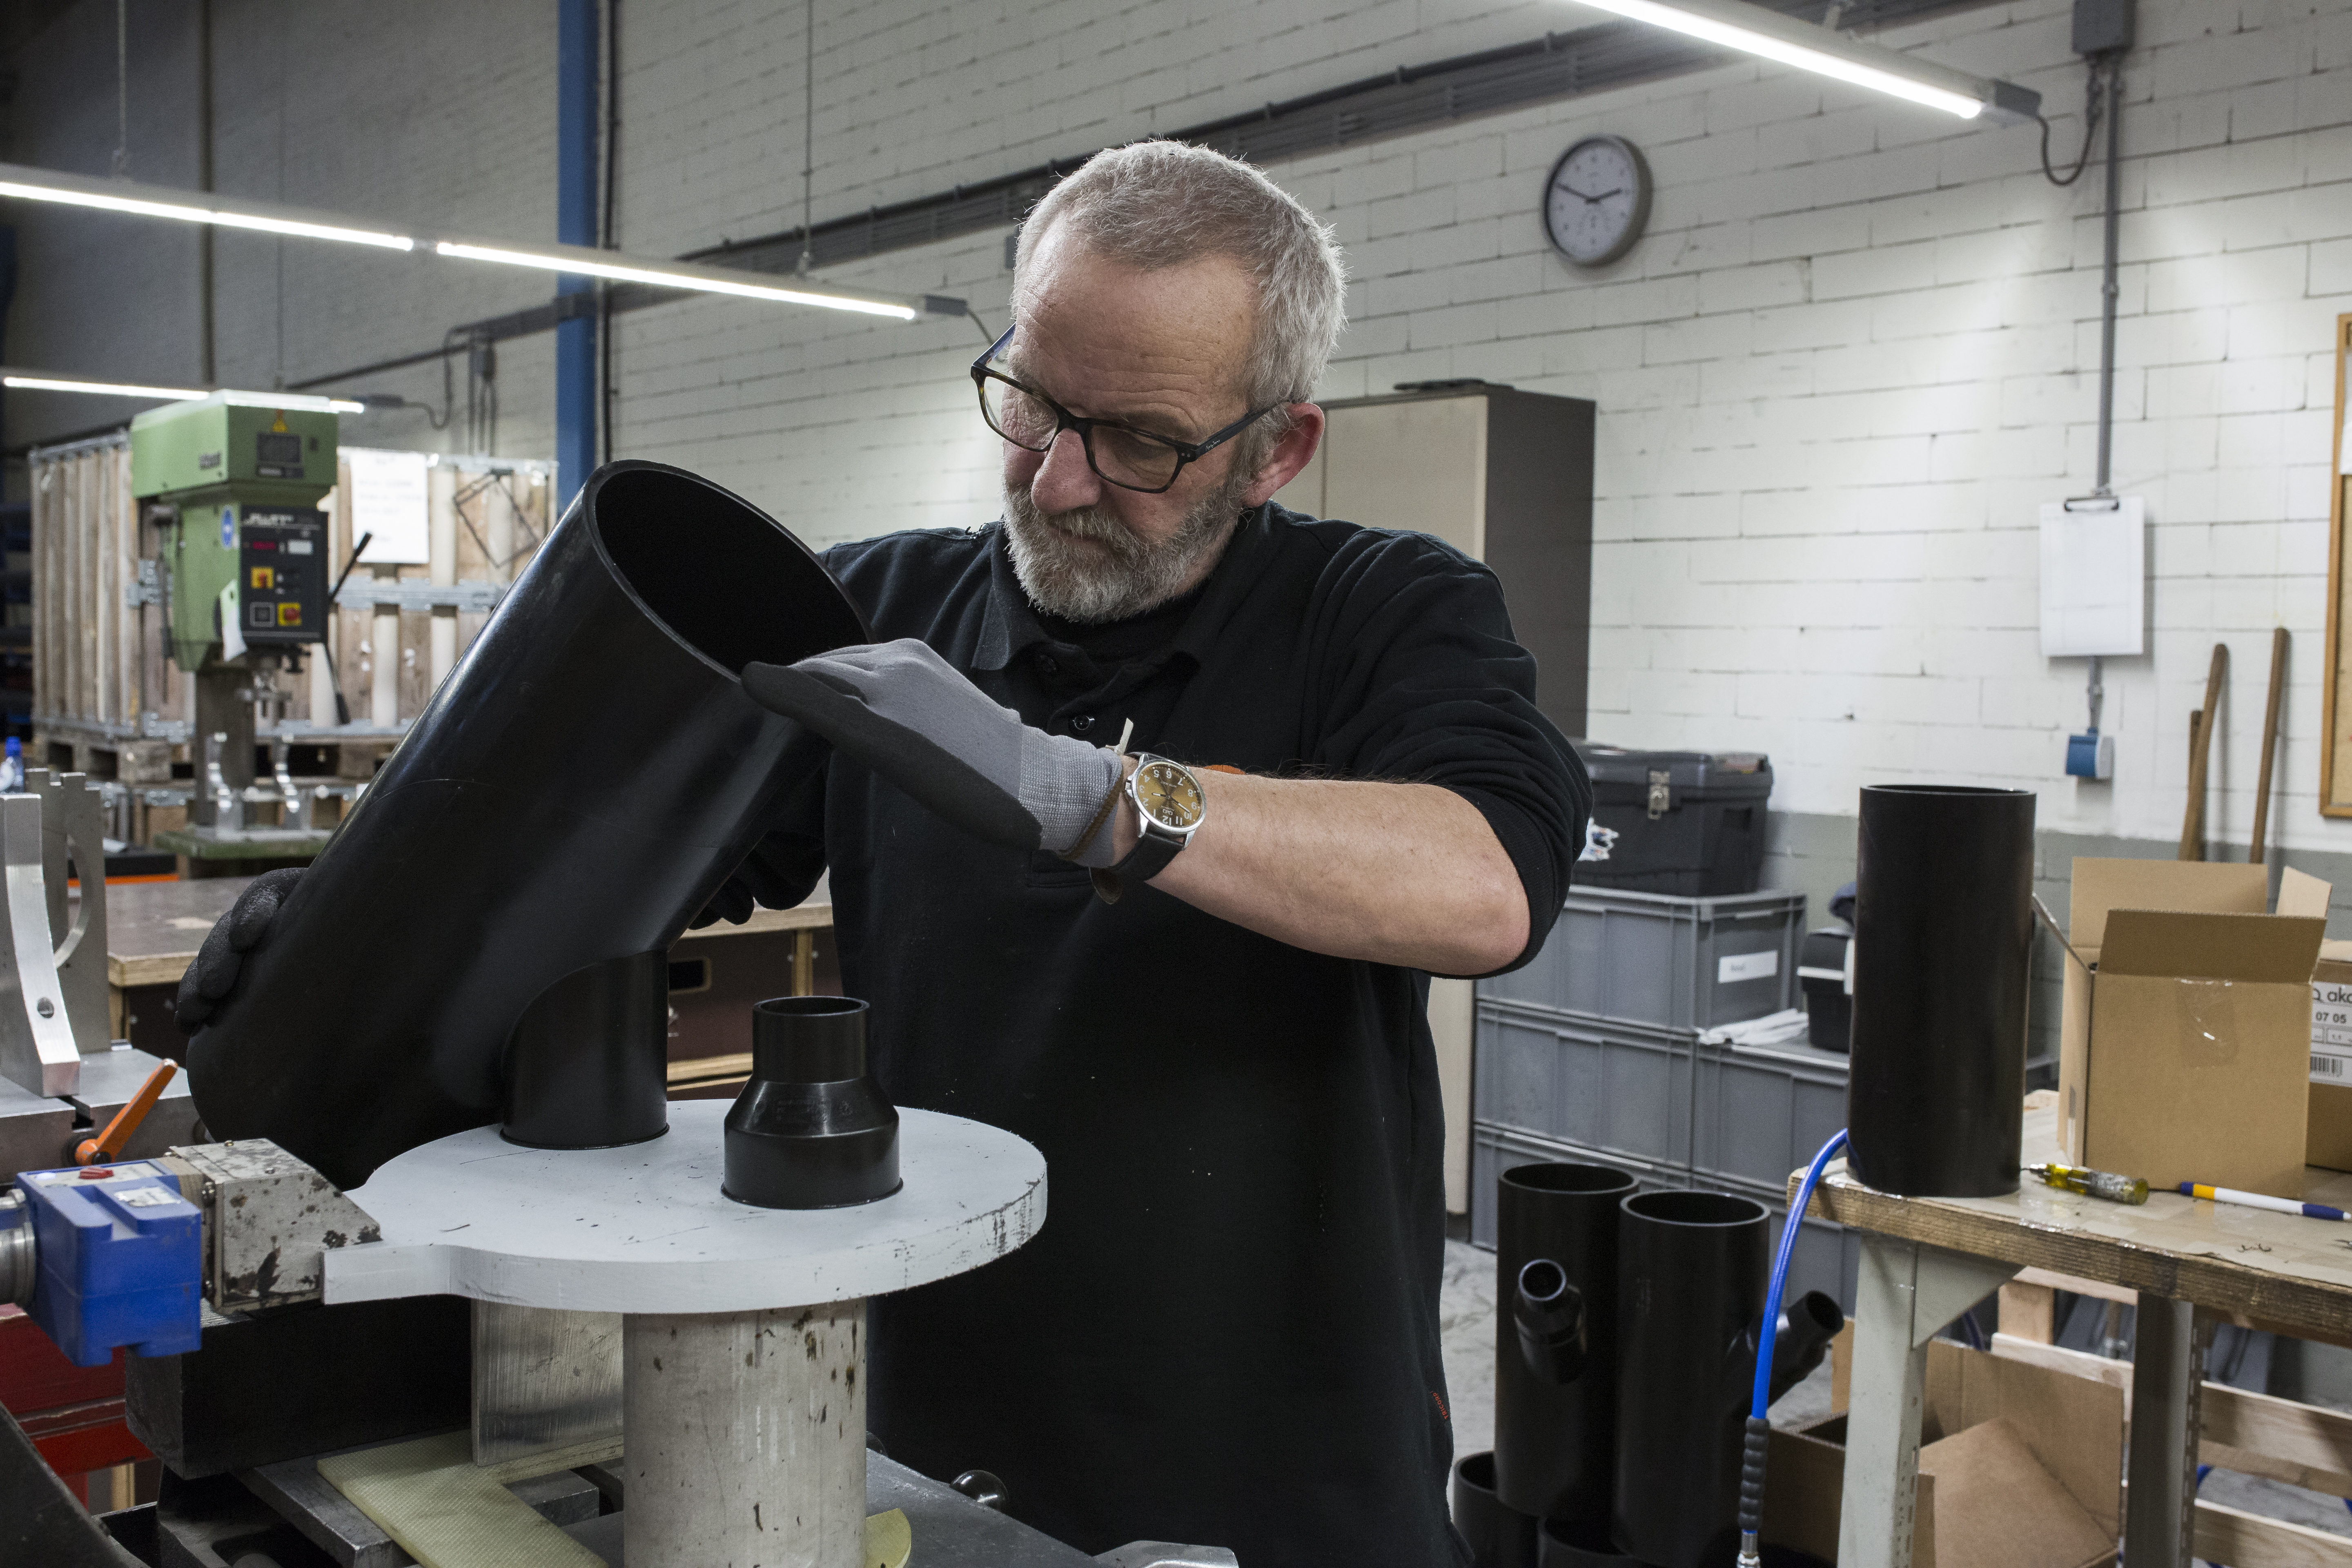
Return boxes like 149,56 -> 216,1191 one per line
1544,135 -> 1653,268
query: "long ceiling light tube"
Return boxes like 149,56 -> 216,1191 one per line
1569,0 -> 2040,121
0,162 -> 934,321
2,372 -> 363,413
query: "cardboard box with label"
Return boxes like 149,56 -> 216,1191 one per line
1763,1330 -> 2121,1568
2054,860 -> 2329,1200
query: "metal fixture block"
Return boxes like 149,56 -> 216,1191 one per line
163,1138 -> 381,1312
472,1301 -> 623,1469
24,768 -> 110,1055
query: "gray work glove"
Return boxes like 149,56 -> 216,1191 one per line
742,639 -> 1127,866
175,867 -> 302,1034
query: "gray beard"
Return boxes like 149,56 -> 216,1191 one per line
1002,472 -> 1251,624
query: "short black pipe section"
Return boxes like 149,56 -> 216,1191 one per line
1767,1290 -> 1844,1407
1848,784 -> 2035,1197
1512,1258 -> 1587,1386
1613,1189 -> 1768,1568
1452,1452 -> 1540,1568
186,461 -> 870,1188
724,996 -> 900,1209
1494,1162 -> 1637,1525
500,950 -> 670,1149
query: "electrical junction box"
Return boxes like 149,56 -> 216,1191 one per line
2065,731 -> 2114,780
12,1160 -> 202,1368
128,392 -> 340,673
2072,0 -> 2133,56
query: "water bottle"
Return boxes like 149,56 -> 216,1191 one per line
0,737 -> 22,793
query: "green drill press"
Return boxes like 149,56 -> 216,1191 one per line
129,393 -> 341,858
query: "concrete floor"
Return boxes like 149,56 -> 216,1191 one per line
1437,1239 -> 2352,1546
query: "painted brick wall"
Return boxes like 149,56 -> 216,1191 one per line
9,0 -> 2352,861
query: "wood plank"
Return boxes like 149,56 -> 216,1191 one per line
668,1053 -> 751,1089
1998,1281 -> 2056,1343
2194,1497 -> 2352,1568
2203,1384 -> 2352,1498
2016,1265 -> 2138,1306
1987,1333 -> 2133,1395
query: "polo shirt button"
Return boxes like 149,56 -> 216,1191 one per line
1069,714 -> 1094,733
1036,653 -> 1059,675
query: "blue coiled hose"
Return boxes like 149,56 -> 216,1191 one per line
1736,1127 -> 1851,1568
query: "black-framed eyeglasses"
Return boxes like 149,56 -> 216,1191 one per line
970,325 -> 1279,494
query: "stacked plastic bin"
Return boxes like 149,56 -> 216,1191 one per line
1470,884 -> 1862,1309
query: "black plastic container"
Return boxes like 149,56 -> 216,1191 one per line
1572,746 -> 1772,896
1493,1162 -> 1636,1523
1453,1452 -> 1540,1568
1797,929 -> 1851,1054
724,997 -> 900,1209
1847,785 -> 2034,1198
1613,1189 -> 1769,1568
187,462 -> 870,1188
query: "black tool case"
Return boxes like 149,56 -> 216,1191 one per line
1572,746 -> 1773,896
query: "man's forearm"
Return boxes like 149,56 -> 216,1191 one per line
1116,769 -> 1531,975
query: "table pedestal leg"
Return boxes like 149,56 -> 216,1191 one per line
1837,1233 -> 2018,1568
2123,1293 -> 2208,1568
623,1300 -> 868,1568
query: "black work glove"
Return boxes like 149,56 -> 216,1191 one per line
175,867 -> 303,1034
690,831 -> 825,930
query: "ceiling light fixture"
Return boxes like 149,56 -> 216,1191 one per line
0,162 -> 941,322
3,372 -> 363,414
1571,0 -> 2040,121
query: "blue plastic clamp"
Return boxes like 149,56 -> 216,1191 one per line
14,1161 -> 202,1368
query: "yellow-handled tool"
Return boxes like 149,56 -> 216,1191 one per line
2023,1161 -> 2148,1205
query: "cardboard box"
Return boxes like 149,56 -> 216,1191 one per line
2054,860 -> 2328,1199
1764,1332 -> 2121,1568
2310,939 -> 2352,1172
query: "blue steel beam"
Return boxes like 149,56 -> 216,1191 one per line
555,0 -> 599,510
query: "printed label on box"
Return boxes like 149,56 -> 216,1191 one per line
2312,980 -> 2352,1084
1719,951 -> 1780,984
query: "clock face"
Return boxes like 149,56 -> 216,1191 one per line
1545,135 -> 1652,268
1134,761 -> 1204,830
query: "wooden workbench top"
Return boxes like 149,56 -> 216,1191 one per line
105,874 -> 833,991
1803,1099 -> 2352,1346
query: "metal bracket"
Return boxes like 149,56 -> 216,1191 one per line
334,580 -> 508,613
24,769 -> 109,1055
0,796 -> 80,1098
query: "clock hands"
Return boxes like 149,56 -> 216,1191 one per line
1557,184 -> 1626,204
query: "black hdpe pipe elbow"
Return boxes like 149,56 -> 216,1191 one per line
1848,784 -> 2034,1198
724,996 -> 900,1209
1512,1258 -> 1586,1385
1766,1291 -> 1843,1407
1494,1162 -> 1636,1526
185,461 -> 871,1188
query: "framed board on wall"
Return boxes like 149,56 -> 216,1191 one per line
2325,314 -> 2352,815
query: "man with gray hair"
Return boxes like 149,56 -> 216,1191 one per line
721,139 -> 1588,1563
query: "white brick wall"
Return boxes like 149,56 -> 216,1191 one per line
9,0 -> 2352,857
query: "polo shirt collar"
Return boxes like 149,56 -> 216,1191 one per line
971,505 -> 1280,673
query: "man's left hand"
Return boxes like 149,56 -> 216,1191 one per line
743,639 -> 1128,867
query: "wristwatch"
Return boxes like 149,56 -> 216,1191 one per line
1091,754 -> 1207,904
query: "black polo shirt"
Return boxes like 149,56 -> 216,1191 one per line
764,503 -> 1586,1566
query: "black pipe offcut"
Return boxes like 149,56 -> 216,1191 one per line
1848,785 -> 2035,1197
1613,1189 -> 1768,1568
1494,1162 -> 1636,1525
1766,1290 -> 1843,1407
1454,1452 -> 1541,1568
187,461 -> 871,1188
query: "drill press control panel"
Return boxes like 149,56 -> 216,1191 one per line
235,508 -> 328,644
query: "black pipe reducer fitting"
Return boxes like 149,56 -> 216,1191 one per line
724,996 -> 902,1208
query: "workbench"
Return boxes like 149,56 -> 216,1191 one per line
101,874 -> 835,1090
1804,1098 -> 2352,1568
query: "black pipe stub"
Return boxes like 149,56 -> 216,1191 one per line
723,996 -> 902,1209
1452,1452 -> 1540,1568
1536,1517 -> 1642,1567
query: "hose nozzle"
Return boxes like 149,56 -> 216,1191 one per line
1737,1530 -> 1762,1568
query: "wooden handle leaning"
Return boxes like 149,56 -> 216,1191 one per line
2180,641 -> 2229,861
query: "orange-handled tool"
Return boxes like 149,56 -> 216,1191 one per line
75,1060 -> 178,1166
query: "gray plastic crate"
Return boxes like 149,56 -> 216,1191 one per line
1697,1038 -> 1850,1191
1470,1123 -> 1859,1312
1474,1000 -> 1697,1169
1481,886 -> 1805,1031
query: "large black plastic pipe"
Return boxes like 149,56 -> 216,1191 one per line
1848,784 -> 2035,1198
1613,1189 -> 1768,1568
1494,1162 -> 1636,1524
1453,1452 -> 1540,1568
187,461 -> 870,1188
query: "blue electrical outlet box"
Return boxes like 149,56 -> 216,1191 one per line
2066,731 -> 2116,781
14,1162 -> 203,1368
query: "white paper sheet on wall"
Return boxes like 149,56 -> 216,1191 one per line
346,448 -> 432,565
2039,496 -> 2145,658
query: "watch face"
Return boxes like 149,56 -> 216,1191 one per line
1545,135 -> 1651,268
1134,760 -> 1204,831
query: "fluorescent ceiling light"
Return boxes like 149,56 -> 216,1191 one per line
4,373 -> 363,414
1571,0 -> 2040,122
434,240 -> 922,320
0,162 -> 938,323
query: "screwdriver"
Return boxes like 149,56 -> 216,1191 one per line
2023,1161 -> 2149,1205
